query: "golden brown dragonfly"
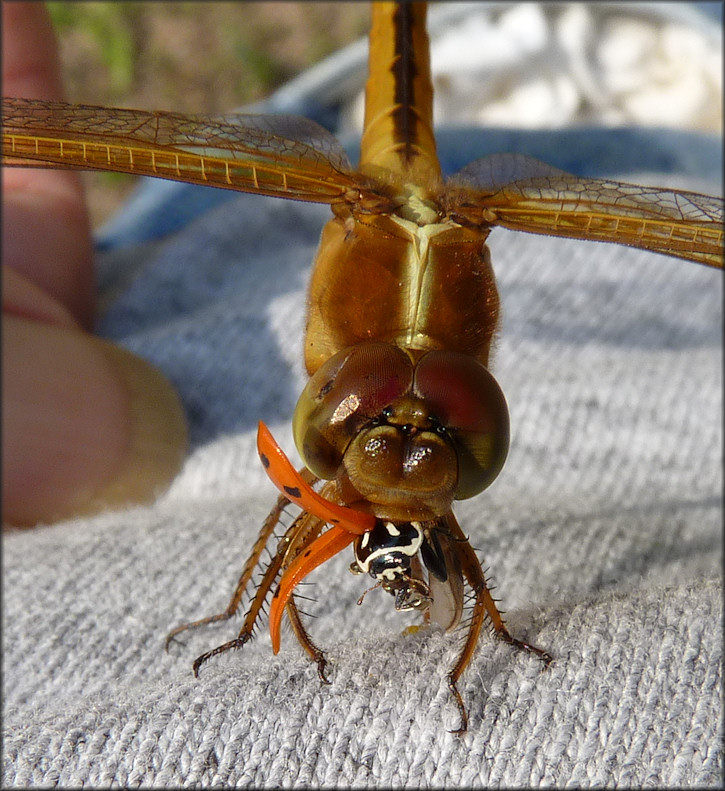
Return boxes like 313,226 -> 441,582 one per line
3,2 -> 723,732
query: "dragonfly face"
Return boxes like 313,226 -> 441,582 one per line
4,1 -> 721,733
293,342 -> 509,520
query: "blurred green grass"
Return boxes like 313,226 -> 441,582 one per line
46,2 -> 370,227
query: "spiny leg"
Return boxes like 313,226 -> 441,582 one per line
168,469 -> 347,681
164,487 -> 295,650
190,495 -> 333,677
267,486 -> 350,679
442,513 -> 552,734
190,512 -> 295,676
191,635 -> 252,677
165,468 -> 321,651
286,597 -> 330,684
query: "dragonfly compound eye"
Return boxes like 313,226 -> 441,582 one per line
293,342 -> 414,479
413,350 -> 510,499
293,343 -> 509,517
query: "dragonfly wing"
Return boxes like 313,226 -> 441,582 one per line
2,97 -> 361,204
449,153 -> 724,268
424,525 -> 464,632
452,152 -> 575,190
176,111 -> 353,173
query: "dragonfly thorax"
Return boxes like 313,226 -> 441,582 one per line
394,186 -> 441,226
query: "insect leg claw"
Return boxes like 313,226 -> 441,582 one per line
500,632 -> 553,668
316,654 -> 331,685
192,634 -> 251,677
447,676 -> 469,736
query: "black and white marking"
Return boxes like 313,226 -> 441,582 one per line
351,520 -> 432,611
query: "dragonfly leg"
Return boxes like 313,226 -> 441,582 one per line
442,513 -> 552,734
164,488 -> 294,650
286,597 -> 330,684
189,519 -> 293,676
174,473 -> 336,680
192,635 -> 252,677
189,500 -> 329,675
190,539 -> 288,676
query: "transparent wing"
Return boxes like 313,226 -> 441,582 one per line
449,153 -> 723,268
424,525 -> 464,632
2,97 -> 361,204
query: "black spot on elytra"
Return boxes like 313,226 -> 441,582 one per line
284,485 -> 302,498
260,453 -> 270,468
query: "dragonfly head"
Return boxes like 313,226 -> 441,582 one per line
293,342 -> 509,520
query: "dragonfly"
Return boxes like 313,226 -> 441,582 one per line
3,2 -> 722,733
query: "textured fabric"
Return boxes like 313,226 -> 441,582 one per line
3,3 -> 723,787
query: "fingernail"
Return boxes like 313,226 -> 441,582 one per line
3,315 -> 187,526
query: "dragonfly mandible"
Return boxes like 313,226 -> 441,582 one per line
3,1 -> 722,733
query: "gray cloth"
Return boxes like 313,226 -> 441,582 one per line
3,167 -> 722,786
